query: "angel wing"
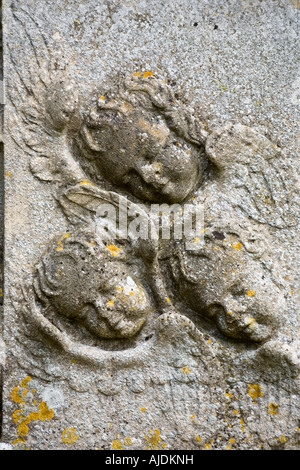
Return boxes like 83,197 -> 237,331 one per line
5,3 -> 85,184
205,124 -> 299,228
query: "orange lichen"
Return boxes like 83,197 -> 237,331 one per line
112,439 -> 124,450
11,387 -> 25,405
79,180 -> 94,186
11,377 -> 54,445
232,242 -> 243,250
107,245 -> 121,257
248,384 -> 264,400
143,71 -> 154,78
145,429 -> 165,450
269,403 -> 279,415
62,428 -> 79,444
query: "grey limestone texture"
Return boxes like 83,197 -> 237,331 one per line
0,0 -> 299,450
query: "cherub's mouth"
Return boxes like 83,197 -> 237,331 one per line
122,170 -> 170,201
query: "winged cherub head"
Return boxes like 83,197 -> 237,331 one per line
171,220 -> 285,343
33,229 -> 152,340
78,74 -> 208,203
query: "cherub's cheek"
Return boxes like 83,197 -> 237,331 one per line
119,289 -> 150,315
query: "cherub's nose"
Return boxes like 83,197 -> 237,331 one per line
223,296 -> 248,316
138,161 -> 169,186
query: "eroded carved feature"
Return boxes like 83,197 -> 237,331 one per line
78,76 -> 208,203
170,220 -> 285,343
33,229 -> 152,340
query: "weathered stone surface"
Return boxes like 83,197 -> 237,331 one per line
0,0 -> 299,450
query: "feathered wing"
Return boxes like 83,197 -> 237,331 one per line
5,4 -> 85,184
205,124 -> 299,228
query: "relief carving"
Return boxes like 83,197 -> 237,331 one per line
6,6 -> 299,375
169,219 -> 285,343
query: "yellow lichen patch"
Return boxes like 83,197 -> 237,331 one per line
247,290 -> 255,297
58,233 -> 70,244
167,297 -> 171,303
116,286 -> 123,292
12,438 -> 26,446
107,244 -> 122,257
124,438 -> 133,447
99,96 -> 105,101
107,300 -> 114,307
18,422 -> 29,437
11,387 -> 26,405
112,439 -> 124,450
57,233 -> 71,252
62,428 -> 79,445
141,408 -> 147,413
247,317 -> 256,329
144,429 -> 165,450
20,377 -> 32,388
196,436 -> 201,442
232,242 -> 243,250
143,71 -> 154,78
15,401 -> 54,442
229,438 -> 235,444
240,418 -> 246,433
203,443 -> 211,450
182,366 -> 192,374
79,180 -> 94,186
279,435 -> 288,443
269,403 -> 279,415
134,72 -> 140,77
248,384 -> 264,400
13,409 -> 24,424
38,402 -> 54,421
12,375 -> 44,443
226,393 -> 233,398
6,172 -> 12,178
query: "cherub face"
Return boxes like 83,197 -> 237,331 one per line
176,240 -> 283,342
45,244 -> 151,339
93,110 -> 202,203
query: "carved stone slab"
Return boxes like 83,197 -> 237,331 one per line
1,0 -> 299,450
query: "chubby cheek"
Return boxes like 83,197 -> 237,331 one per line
106,279 -> 151,318
165,151 -> 198,182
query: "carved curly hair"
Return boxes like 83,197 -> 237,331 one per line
79,74 -> 207,158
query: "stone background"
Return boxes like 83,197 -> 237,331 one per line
0,0 -> 299,450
